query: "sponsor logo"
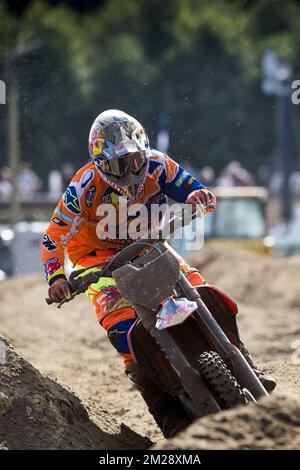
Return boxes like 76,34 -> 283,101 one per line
85,185 -> 96,208
42,234 -> 57,251
92,138 -> 105,156
63,185 -> 81,215
44,257 -> 62,276
147,192 -> 166,205
54,208 -> 74,223
101,194 -> 112,203
81,169 -> 94,188
183,176 -> 195,189
60,215 -> 83,245
175,170 -> 189,187
101,286 -> 123,312
52,216 -> 67,227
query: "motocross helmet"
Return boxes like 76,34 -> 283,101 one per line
88,109 -> 150,200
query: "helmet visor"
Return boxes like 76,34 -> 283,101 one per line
100,152 -> 146,177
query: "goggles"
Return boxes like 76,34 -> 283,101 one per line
99,152 -> 147,177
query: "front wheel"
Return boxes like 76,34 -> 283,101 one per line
198,351 -> 247,409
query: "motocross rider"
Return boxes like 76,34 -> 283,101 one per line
41,109 -> 276,438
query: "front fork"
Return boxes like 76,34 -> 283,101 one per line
178,273 -> 268,399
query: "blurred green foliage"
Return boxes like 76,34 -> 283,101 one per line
0,0 -> 300,180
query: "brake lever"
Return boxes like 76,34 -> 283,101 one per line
55,291 -> 77,309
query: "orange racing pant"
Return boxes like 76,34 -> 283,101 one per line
77,248 -> 205,366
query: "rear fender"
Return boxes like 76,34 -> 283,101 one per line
199,285 -> 238,315
197,284 -> 240,347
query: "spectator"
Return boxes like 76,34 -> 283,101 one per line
48,169 -> 63,202
199,166 -> 215,187
61,162 -> 75,189
257,164 -> 269,187
289,171 -> 300,197
216,161 -> 254,187
269,171 -> 283,195
0,166 -> 13,201
17,161 -> 41,201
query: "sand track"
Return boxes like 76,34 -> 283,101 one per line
0,242 -> 299,449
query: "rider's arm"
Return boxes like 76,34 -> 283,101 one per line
156,154 -> 205,203
41,166 -> 94,286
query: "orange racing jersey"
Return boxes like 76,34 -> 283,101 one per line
41,150 -> 203,285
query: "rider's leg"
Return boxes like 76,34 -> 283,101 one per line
76,251 -> 135,366
125,361 -> 192,438
96,301 -> 192,437
97,296 -> 192,437
101,308 -> 137,366
100,306 -> 192,437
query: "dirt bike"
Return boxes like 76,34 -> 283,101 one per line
46,209 -> 268,421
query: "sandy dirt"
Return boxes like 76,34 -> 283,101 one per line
0,337 -> 150,450
0,241 -> 299,449
155,394 -> 300,450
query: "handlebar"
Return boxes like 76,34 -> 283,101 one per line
166,204 -> 204,236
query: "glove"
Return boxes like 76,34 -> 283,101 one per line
48,278 -> 71,303
186,188 -> 216,213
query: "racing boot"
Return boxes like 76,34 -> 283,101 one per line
125,361 -> 192,438
239,343 -> 276,393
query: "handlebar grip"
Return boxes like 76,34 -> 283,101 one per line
45,293 -> 73,308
